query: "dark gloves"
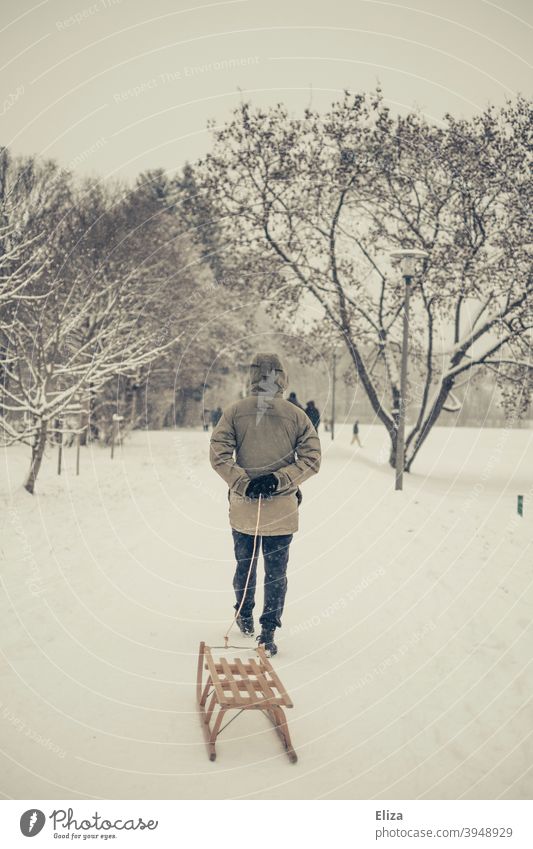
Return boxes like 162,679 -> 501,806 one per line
246,474 -> 278,499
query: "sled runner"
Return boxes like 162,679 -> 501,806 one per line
196,641 -> 297,763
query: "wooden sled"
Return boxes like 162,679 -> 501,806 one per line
196,641 -> 297,763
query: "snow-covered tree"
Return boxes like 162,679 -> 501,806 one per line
1,261 -> 187,491
0,151 -> 72,423
0,166 -> 187,491
1,156 -> 250,490
196,91 -> 532,470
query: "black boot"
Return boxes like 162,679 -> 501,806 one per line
236,613 -> 255,637
257,628 -> 277,657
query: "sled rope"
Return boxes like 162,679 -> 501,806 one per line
223,494 -> 262,647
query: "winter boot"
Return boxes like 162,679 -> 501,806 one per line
257,629 -> 277,657
236,613 -> 255,637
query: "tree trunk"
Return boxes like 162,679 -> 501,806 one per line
388,393 -> 401,469
388,435 -> 397,469
24,420 -> 48,494
343,330 -> 404,470
344,333 -> 394,436
405,378 -> 453,472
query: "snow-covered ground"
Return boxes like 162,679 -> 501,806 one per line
1,424 -> 532,800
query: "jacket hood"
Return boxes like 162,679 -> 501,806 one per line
249,352 -> 287,396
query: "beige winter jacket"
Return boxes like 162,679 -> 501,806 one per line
210,354 -> 321,535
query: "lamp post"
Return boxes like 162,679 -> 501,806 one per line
331,344 -> 340,441
390,249 -> 429,491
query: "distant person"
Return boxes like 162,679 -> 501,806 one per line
351,419 -> 363,447
210,406 -> 223,428
305,400 -> 320,430
51,417 -> 61,445
202,411 -> 210,432
287,391 -> 304,410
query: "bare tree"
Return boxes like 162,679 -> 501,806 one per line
2,262 -> 189,491
1,157 -> 249,490
197,91 -> 532,470
0,150 -> 72,422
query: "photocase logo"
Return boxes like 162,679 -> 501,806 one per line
20,809 -> 46,836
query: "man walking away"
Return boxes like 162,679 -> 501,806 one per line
351,419 -> 363,447
210,353 -> 321,656
305,400 -> 320,430
210,406 -> 223,429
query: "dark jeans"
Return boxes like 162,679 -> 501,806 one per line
232,530 -> 293,630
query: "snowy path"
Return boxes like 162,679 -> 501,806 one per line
1,425 -> 532,799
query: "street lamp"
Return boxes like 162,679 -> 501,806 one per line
331,343 -> 340,441
389,248 -> 429,491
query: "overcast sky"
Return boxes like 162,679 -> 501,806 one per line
1,0 -> 531,181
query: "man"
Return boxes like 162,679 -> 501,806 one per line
210,406 -> 223,428
210,353 -> 321,656
305,400 -> 320,430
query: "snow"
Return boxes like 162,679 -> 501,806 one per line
1,424 -> 532,800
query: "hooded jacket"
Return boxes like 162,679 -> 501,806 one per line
210,352 -> 321,535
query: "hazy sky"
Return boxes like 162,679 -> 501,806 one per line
1,0 -> 531,181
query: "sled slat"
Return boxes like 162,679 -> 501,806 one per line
203,651 -> 229,705
235,657 -> 261,703
249,658 -> 276,701
213,662 -> 256,676
220,657 -> 243,704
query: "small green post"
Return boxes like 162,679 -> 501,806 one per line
517,495 -> 523,517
